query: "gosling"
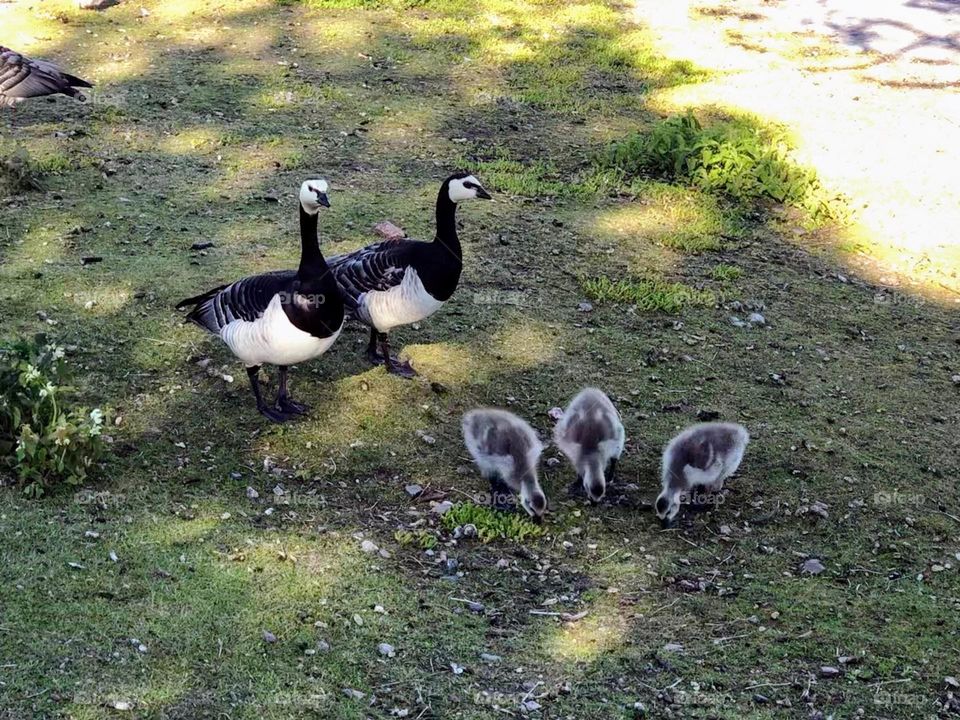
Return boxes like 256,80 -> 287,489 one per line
553,388 -> 625,503
461,408 -> 547,522
656,422 -> 749,528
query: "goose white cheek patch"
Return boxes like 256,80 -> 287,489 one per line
299,179 -> 328,210
448,175 -> 480,202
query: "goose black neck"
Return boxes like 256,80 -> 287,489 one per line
298,205 -> 327,276
433,189 -> 460,259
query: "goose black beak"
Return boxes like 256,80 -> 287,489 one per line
530,514 -> 543,525
317,193 -> 330,208
475,186 -> 492,200
660,516 -> 678,530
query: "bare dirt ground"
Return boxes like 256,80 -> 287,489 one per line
636,0 -> 960,300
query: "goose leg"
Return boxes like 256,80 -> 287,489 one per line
378,332 -> 417,378
276,366 -> 309,415
365,327 -> 386,365
488,474 -> 515,512
246,366 -> 292,423
568,476 -> 586,497
606,457 -> 619,485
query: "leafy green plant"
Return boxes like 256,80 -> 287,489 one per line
0,335 -> 109,496
395,529 -> 438,549
582,275 -> 717,312
598,112 -> 848,223
441,501 -> 544,543
710,264 -> 743,281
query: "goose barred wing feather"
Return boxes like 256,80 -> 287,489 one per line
177,270 -> 296,335
326,240 -> 415,311
0,47 -> 93,105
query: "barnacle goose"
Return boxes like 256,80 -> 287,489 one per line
656,422 -> 749,528
176,179 -> 344,423
0,46 -> 93,108
326,171 -> 491,378
553,388 -> 625,503
462,408 -> 547,522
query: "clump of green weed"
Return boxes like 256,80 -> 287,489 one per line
395,529 -> 438,549
441,502 -> 544,543
582,275 -> 717,312
710,264 -> 743,281
0,335 -> 109,497
598,112 -> 848,223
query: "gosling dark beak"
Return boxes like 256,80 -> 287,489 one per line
475,186 -> 492,200
317,193 -> 330,208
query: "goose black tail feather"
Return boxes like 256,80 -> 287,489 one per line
63,73 -> 94,89
176,284 -> 228,332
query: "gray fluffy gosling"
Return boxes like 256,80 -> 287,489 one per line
656,422 -> 749,528
461,408 -> 547,522
553,387 -> 625,503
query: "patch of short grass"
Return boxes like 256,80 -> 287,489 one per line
441,501 -> 545,543
582,275 -> 718,312
710,263 -> 743,281
465,154 -> 575,198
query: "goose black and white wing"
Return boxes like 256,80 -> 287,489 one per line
0,46 -> 93,106
176,270 -> 295,335
326,239 -> 416,312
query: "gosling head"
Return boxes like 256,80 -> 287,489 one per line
655,489 -> 681,529
446,172 -> 492,203
520,480 -> 547,524
299,179 -> 330,215
581,458 -> 607,504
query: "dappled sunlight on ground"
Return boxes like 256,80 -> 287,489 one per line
635,0 -> 960,300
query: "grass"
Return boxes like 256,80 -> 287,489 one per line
710,263 -> 743,281
582,275 -> 718,312
0,0 -> 958,718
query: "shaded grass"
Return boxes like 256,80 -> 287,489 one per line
582,275 -> 718,312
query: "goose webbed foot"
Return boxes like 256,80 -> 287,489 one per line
258,404 -> 296,423
278,397 -> 309,415
375,331 -> 417,378
386,357 -> 417,378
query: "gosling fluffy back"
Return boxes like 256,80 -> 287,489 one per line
657,422 -> 749,525
461,408 -> 547,519
553,388 -> 624,501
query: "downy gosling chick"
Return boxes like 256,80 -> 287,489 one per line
656,422 -> 749,528
553,387 -> 625,503
462,408 -> 547,522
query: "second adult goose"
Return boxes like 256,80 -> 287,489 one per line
327,171 -> 491,377
175,179 -> 344,422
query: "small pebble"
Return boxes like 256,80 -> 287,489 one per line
378,642 -> 396,658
